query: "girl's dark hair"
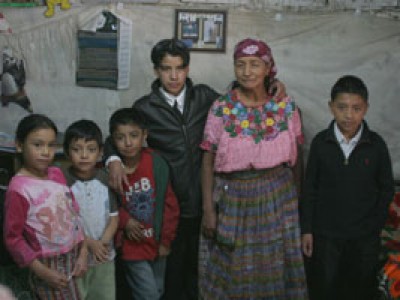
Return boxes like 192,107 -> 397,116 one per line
16,114 -> 58,144
63,120 -> 103,154
109,108 -> 147,135
331,75 -> 368,102
151,39 -> 190,69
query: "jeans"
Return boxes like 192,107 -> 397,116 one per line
124,258 -> 166,300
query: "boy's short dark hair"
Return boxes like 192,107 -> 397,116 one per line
151,39 -> 190,69
331,75 -> 369,102
109,108 -> 146,135
64,120 -> 103,153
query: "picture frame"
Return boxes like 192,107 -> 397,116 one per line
0,0 -> 38,7
175,9 -> 227,52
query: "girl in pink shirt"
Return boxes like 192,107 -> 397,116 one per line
4,114 -> 87,300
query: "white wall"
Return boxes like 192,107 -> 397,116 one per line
0,3 -> 399,178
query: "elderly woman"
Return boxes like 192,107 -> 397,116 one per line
199,38 -> 308,299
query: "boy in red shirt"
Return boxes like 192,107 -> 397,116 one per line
109,108 -> 179,299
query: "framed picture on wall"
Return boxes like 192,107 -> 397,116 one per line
175,9 -> 227,52
0,0 -> 38,6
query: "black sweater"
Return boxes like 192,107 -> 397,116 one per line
300,121 -> 394,238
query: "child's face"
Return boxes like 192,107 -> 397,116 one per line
112,123 -> 147,165
16,128 -> 57,178
68,138 -> 101,178
329,92 -> 368,140
154,54 -> 189,96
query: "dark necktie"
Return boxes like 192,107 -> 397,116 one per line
173,100 -> 181,116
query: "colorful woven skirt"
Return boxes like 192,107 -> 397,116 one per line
199,166 -> 308,299
29,245 -> 81,300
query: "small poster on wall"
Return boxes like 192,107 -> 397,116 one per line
175,9 -> 227,53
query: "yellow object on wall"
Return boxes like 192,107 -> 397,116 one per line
44,0 -> 71,17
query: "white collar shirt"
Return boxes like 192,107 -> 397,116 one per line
334,122 -> 363,159
159,86 -> 186,113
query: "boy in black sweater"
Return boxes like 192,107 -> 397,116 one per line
301,75 -> 394,300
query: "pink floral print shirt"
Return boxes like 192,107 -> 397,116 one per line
200,90 -> 303,173
4,167 -> 84,267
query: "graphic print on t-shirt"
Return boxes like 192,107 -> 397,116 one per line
125,177 -> 155,225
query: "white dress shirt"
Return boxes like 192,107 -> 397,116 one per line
333,121 -> 363,160
159,86 -> 186,113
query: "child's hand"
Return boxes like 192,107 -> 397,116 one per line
158,244 -> 171,257
108,160 -> 129,195
88,239 -> 110,263
42,268 -> 70,289
125,218 -> 144,242
72,245 -> 88,277
30,261 -> 69,289
301,233 -> 313,258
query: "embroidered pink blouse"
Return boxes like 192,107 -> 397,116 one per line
200,90 -> 303,173
4,167 -> 84,267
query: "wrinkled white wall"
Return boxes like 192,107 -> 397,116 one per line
0,4 -> 399,178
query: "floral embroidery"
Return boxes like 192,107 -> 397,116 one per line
212,90 -> 295,144
380,254 -> 400,299
376,193 -> 400,299
243,45 -> 259,55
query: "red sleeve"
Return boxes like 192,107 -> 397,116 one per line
4,189 -> 37,267
118,206 -> 131,230
160,182 -> 180,247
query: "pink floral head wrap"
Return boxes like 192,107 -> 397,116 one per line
233,38 -> 277,79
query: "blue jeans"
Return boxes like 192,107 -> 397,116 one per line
124,258 -> 166,300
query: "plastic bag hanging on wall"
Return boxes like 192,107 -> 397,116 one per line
97,11 -> 118,32
0,47 -> 33,113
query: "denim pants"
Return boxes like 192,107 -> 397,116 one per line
124,257 -> 166,300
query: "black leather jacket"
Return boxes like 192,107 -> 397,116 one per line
132,78 -> 219,217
